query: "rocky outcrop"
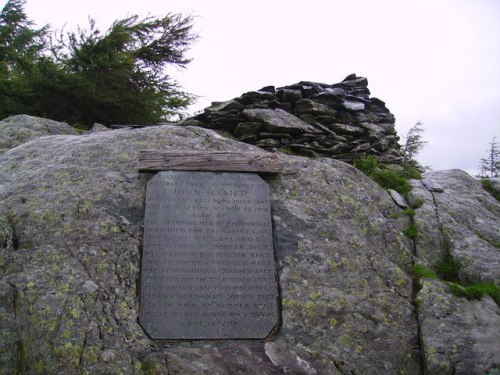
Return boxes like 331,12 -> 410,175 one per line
1,116 -> 416,374
184,74 -> 403,164
0,115 -> 78,155
408,170 -> 500,375
409,170 -> 500,282
417,279 -> 500,375
0,114 -> 498,375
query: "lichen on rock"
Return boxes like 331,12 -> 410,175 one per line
1,76 -> 499,373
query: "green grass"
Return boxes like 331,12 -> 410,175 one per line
353,156 -> 415,196
410,197 -> 424,209
411,264 -> 437,279
447,282 -> 500,304
371,169 -> 411,196
403,223 -> 418,238
353,155 -> 378,175
402,208 -> 416,217
435,257 -> 460,280
412,264 -> 500,305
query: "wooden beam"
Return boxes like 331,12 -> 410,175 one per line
138,151 -> 283,174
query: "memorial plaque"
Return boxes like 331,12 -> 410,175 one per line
139,171 -> 279,339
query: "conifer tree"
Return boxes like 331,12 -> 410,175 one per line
477,136 -> 500,178
0,0 -> 48,115
402,120 -> 427,164
0,0 -> 197,126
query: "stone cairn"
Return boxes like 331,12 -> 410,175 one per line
183,74 -> 404,164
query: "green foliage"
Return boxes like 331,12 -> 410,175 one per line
0,0 -> 197,126
0,0 -> 49,114
401,208 -> 416,217
402,120 -> 427,164
354,155 -> 415,196
480,178 -> 500,202
410,197 -> 424,209
411,264 -> 437,279
412,264 -> 500,304
403,223 -> 418,239
371,169 -> 411,196
398,162 -> 422,180
476,136 -> 500,178
435,257 -> 460,281
353,155 -> 378,175
447,282 -> 500,304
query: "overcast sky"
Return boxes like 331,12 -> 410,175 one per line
3,0 -> 500,175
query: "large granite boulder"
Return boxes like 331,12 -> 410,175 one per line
0,117 -> 418,374
1,116 -> 499,374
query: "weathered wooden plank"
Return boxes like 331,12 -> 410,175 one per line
138,150 -> 283,174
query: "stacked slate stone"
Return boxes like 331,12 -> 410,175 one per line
184,74 -> 404,164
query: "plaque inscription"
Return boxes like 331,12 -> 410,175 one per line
139,171 -> 279,339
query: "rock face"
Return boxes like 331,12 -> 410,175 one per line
409,170 -> 500,282
0,115 -> 78,155
184,74 -> 403,164
417,279 -> 500,375
0,115 -> 498,375
408,171 -> 500,375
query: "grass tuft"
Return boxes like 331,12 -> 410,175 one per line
447,282 -> 500,304
411,264 -> 437,279
403,223 -> 418,238
402,208 -> 416,217
410,197 -> 424,209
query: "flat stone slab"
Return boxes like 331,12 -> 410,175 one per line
388,189 -> 409,209
139,171 -> 279,339
422,178 -> 444,192
242,108 -> 322,134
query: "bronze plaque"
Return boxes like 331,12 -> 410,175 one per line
139,171 -> 279,339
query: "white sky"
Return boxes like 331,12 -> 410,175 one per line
3,0 -> 500,175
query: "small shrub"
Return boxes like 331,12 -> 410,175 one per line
353,156 -> 417,197
353,155 -> 378,176
371,169 -> 411,196
434,256 -> 460,280
403,223 -> 418,238
402,208 -> 416,217
400,162 -> 423,180
411,264 -> 437,279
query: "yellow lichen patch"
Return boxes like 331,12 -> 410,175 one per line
32,360 -> 45,374
309,291 -> 321,300
303,298 -> 328,318
282,298 -> 300,308
60,283 -> 70,293
54,342 -> 81,367
82,346 -> 101,364
326,257 -> 339,271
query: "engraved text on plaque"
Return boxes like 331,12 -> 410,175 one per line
139,171 -> 279,339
